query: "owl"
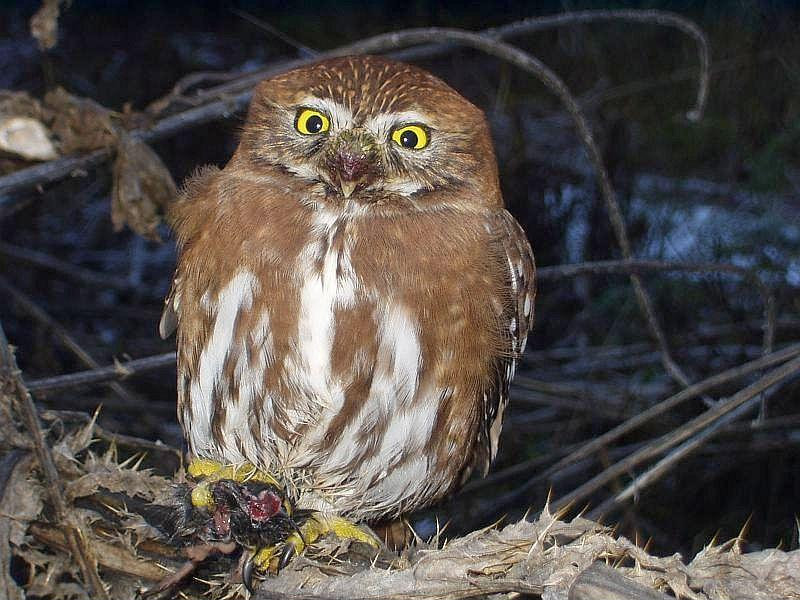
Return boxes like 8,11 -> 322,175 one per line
160,55 -> 535,524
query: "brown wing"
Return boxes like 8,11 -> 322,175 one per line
158,166 -> 221,340
473,209 -> 535,475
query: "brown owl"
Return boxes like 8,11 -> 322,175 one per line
160,55 -> 535,526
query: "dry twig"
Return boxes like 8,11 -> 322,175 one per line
0,276 -> 146,407
552,355 -> 800,512
0,322 -> 109,599
25,351 -> 175,394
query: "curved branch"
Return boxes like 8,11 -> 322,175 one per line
332,27 -> 696,389
537,258 -> 775,353
484,9 -> 709,121
0,10 -> 709,202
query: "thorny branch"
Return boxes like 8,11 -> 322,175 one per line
3,415 -> 798,600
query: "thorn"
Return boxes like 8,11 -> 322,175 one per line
131,451 -> 148,471
118,451 -> 141,469
734,514 -> 753,553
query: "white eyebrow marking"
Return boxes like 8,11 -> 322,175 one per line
298,97 -> 353,131
365,111 -> 429,142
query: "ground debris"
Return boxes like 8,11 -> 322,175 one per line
2,408 -> 799,600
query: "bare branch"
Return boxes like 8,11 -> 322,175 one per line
552,355 -> 800,512
0,276 -> 147,407
537,258 -> 776,354
26,351 -> 176,394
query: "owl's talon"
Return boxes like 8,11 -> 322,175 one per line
306,513 -> 381,549
243,513 -> 379,576
242,554 -> 256,594
252,545 -> 279,572
278,543 -> 296,571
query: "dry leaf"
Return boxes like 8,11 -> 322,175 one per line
111,133 -> 176,241
0,454 -> 42,547
44,87 -> 116,154
29,0 -> 70,51
0,117 -> 58,161
0,90 -> 45,120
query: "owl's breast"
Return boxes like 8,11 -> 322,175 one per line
179,206 -> 503,518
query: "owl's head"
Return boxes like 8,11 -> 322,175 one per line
235,55 -> 500,206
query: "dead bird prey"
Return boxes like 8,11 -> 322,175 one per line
144,476 -> 309,595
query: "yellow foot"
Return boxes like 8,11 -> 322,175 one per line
250,513 -> 380,573
187,458 -> 281,509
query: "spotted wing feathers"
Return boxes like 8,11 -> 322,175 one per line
475,210 -> 535,475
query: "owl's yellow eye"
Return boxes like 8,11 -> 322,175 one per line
295,108 -> 330,135
391,125 -> 429,150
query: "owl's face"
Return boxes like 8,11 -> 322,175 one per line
236,56 -> 500,206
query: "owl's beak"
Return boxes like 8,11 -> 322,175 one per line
327,134 -> 377,198
340,179 -> 358,198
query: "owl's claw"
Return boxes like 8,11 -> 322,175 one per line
278,543 -> 296,571
183,461 -> 380,589
241,553 -> 256,594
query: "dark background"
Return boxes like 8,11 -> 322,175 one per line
1,0 -> 799,561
